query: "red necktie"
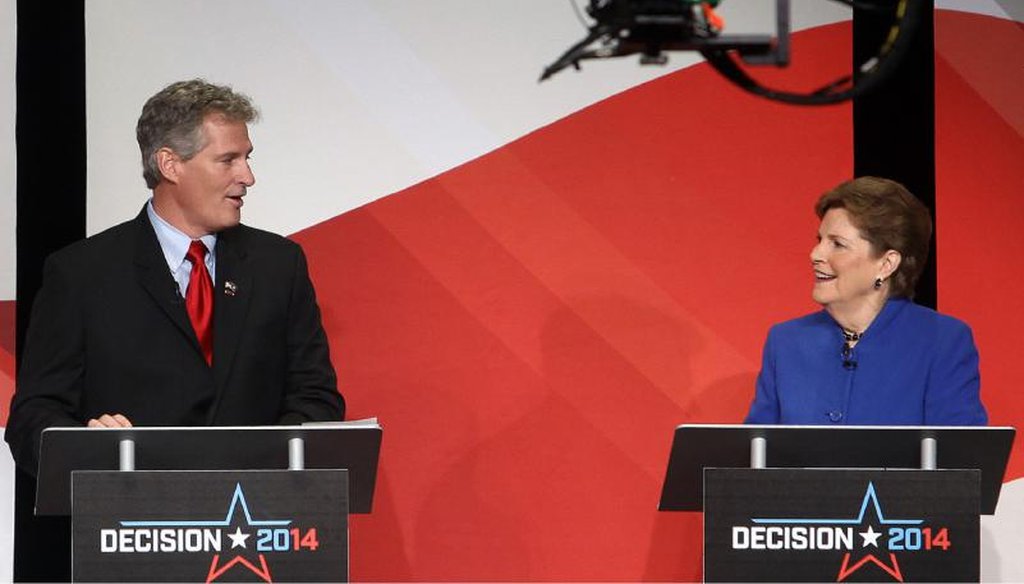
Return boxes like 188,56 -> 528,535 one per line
185,240 -> 214,365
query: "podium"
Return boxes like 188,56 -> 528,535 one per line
658,424 -> 1015,582
36,423 -> 382,582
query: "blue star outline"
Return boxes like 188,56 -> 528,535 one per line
751,482 -> 923,526
120,483 -> 292,528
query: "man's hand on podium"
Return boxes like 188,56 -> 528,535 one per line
87,413 -> 133,428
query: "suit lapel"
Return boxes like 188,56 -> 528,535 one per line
132,209 -> 203,354
211,226 -> 254,414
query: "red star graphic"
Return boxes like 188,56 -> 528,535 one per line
837,551 -> 903,582
206,553 -> 273,583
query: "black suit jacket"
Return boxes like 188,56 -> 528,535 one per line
5,209 -> 344,475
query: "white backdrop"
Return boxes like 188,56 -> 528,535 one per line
1,0 -> 14,299
83,0 -> 848,236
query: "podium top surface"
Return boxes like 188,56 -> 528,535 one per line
658,424 -> 1015,514
36,424 -> 382,516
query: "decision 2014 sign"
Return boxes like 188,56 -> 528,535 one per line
704,468 -> 979,583
72,470 -> 348,583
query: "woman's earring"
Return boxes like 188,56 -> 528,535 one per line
874,278 -> 883,290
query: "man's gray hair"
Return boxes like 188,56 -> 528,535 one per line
136,79 -> 259,189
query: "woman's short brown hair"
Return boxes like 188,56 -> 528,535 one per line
815,176 -> 933,299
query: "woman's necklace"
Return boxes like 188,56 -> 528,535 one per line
840,329 -> 862,343
840,327 -> 862,369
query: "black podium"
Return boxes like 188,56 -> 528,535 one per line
658,424 -> 1015,583
36,423 -> 382,583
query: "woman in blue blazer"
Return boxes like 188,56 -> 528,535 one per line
745,177 -> 987,426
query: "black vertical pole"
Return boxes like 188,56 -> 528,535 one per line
15,0 -> 87,580
853,0 -> 936,308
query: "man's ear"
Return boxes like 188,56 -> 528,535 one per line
155,148 -> 181,185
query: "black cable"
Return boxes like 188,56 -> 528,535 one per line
569,0 -> 591,29
700,0 -> 917,105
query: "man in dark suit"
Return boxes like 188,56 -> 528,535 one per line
6,78 -> 345,477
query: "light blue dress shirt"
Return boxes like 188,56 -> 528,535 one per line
146,200 -> 217,298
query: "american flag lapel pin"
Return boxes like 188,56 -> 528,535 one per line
224,281 -> 238,297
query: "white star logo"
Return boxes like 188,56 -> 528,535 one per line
859,524 -> 882,548
227,526 -> 250,549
